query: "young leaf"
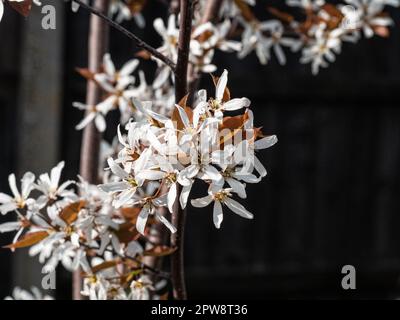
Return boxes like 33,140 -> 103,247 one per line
4,231 -> 49,250
219,112 -> 250,146
267,7 -> 294,24
8,0 -> 32,17
76,68 -> 96,81
91,259 -> 120,274
59,200 -> 86,225
135,49 -> 152,60
115,222 -> 140,244
142,245 -> 177,257
127,0 -> 147,14
233,0 -> 256,22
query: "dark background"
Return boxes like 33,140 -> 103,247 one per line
1,1 -> 400,299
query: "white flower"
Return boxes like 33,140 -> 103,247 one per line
35,161 -> 75,203
205,69 -> 250,119
152,15 -> 179,88
81,275 -> 108,300
96,54 -> 138,88
235,127 -> 278,178
213,144 -> 260,199
73,101 -> 113,132
191,187 -> 253,229
154,14 -> 179,61
300,24 -> 345,75
94,54 -> 139,118
238,19 -> 302,65
4,286 -> 53,300
134,195 -> 176,235
0,172 -> 35,215
98,151 -> 151,208
344,0 -> 395,38
109,0 -> 145,27
130,275 -> 155,300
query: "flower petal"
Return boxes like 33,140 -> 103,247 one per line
136,206 -> 150,235
224,197 -> 253,219
167,183 -> 177,213
120,59 -> 139,76
0,221 -> 20,233
8,174 -> 20,199
223,98 -> 250,111
191,195 -> 213,208
254,135 -> 278,150
216,69 -> 228,101
213,201 -> 223,229
107,158 -> 129,179
179,182 -> 193,209
156,212 -> 177,233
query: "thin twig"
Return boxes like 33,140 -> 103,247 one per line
75,0 -> 110,300
72,0 -> 176,71
170,0 -> 194,301
188,0 -> 224,103
81,244 -> 171,280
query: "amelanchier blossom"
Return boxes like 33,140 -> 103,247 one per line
1,0 -> 398,301
98,69 -> 276,234
0,69 -> 276,300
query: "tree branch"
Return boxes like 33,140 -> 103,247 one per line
201,0 -> 223,24
75,0 -> 110,300
170,0 -> 194,301
72,0 -> 176,71
188,0 -> 224,102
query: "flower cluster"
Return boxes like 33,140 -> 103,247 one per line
0,161 -> 170,300
99,69 -> 277,231
0,69 -> 276,299
74,53 -> 175,133
229,0 -> 399,74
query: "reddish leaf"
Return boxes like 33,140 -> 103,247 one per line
219,112 -> 250,146
127,0 -> 147,14
233,0 -> 256,22
135,49 -> 152,60
59,201 -> 86,225
91,260 -> 120,274
172,96 -> 193,130
219,112 -> 249,131
76,68 -> 96,81
142,245 -> 177,257
8,0 -> 32,17
115,222 -> 140,244
120,207 -> 141,222
4,231 -> 49,250
159,292 -> 169,300
267,7 -> 294,24
374,25 -> 390,37
321,4 -> 344,20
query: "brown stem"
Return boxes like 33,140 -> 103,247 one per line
170,0 -> 194,301
201,0 -> 223,24
74,0 -> 110,300
72,0 -> 176,71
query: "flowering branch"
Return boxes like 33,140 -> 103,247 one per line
170,0 -> 195,301
72,0 -> 176,71
75,0 -> 110,300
